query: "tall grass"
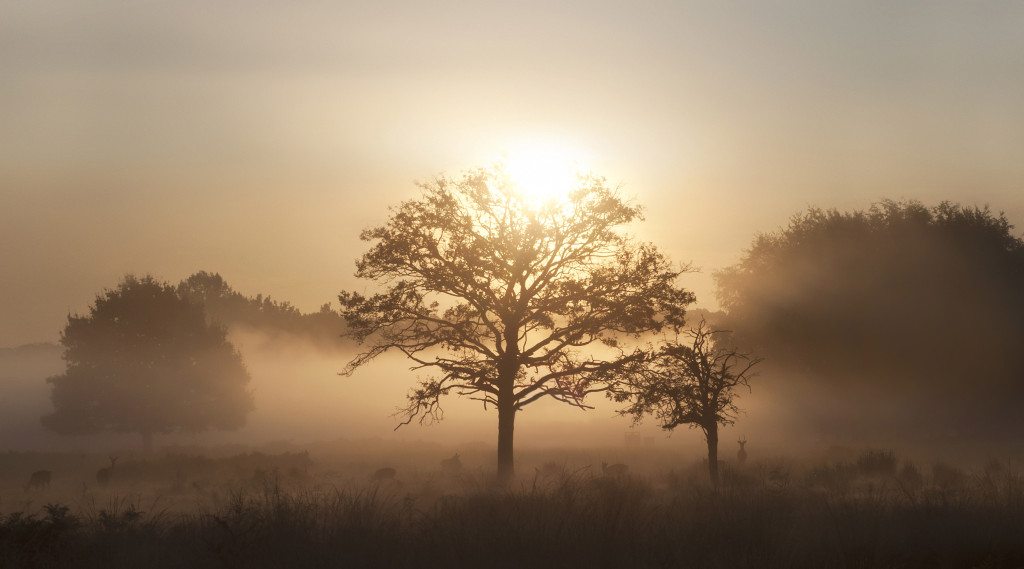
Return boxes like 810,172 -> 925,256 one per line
2,454 -> 1024,568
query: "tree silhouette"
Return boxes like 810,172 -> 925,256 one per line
43,275 -> 253,451
177,271 -> 346,347
615,318 -> 760,485
716,200 -> 1024,440
340,168 -> 693,481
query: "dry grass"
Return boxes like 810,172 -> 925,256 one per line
1,449 -> 1023,568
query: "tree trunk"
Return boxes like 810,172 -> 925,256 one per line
706,423 -> 719,487
496,321 -> 520,485
497,398 -> 516,484
141,431 -> 154,454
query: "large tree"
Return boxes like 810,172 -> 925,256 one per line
615,319 -> 760,486
340,168 -> 693,481
43,275 -> 253,451
716,200 -> 1024,441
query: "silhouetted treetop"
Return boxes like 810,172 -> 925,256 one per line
43,275 -> 253,450
178,271 -> 345,346
615,318 -> 760,485
341,168 -> 694,479
716,200 -> 1024,439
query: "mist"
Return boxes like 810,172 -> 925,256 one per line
4,2 -> 1024,566
714,202 -> 1024,460
0,322 -> 689,454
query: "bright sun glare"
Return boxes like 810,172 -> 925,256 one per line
501,143 -> 588,208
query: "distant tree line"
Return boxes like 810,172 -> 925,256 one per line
177,271 -> 346,347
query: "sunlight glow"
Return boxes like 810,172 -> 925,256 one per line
501,143 -> 588,208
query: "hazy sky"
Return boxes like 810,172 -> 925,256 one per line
3,0 -> 1023,346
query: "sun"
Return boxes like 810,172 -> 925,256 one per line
500,143 -> 588,208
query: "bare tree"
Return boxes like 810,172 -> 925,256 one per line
615,318 -> 760,486
340,168 -> 693,482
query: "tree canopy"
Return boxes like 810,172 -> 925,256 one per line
340,168 -> 693,479
716,200 -> 1024,440
43,275 -> 253,450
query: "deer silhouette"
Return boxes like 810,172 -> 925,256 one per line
25,470 -> 52,491
601,462 -> 629,477
371,467 -> 396,482
536,461 -> 562,478
440,453 -> 462,472
737,438 -> 748,465
96,456 -> 118,486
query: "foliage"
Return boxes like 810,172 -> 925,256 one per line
43,275 -> 253,442
715,200 -> 1024,438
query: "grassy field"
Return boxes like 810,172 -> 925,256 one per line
1,447 -> 1022,568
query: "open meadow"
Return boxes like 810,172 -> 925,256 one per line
2,445 -> 1024,569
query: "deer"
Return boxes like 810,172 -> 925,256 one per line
96,456 -> 118,486
536,461 -> 562,478
25,470 -> 52,491
440,453 -> 462,472
737,437 -> 748,465
171,469 -> 187,493
601,462 -> 629,477
371,467 -> 397,482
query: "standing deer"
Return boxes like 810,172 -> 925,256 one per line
96,456 -> 118,486
601,462 -> 629,477
25,470 -> 52,491
737,438 -> 748,465
440,453 -> 462,472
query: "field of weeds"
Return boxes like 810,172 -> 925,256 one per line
1,448 -> 1023,568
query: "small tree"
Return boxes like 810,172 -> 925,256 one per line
340,168 -> 693,481
616,318 -> 760,485
43,275 -> 253,451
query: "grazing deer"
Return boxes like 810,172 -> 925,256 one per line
371,467 -> 396,482
601,462 -> 629,477
96,456 -> 118,486
172,469 -> 187,492
25,470 -> 52,491
440,453 -> 462,472
737,438 -> 748,465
